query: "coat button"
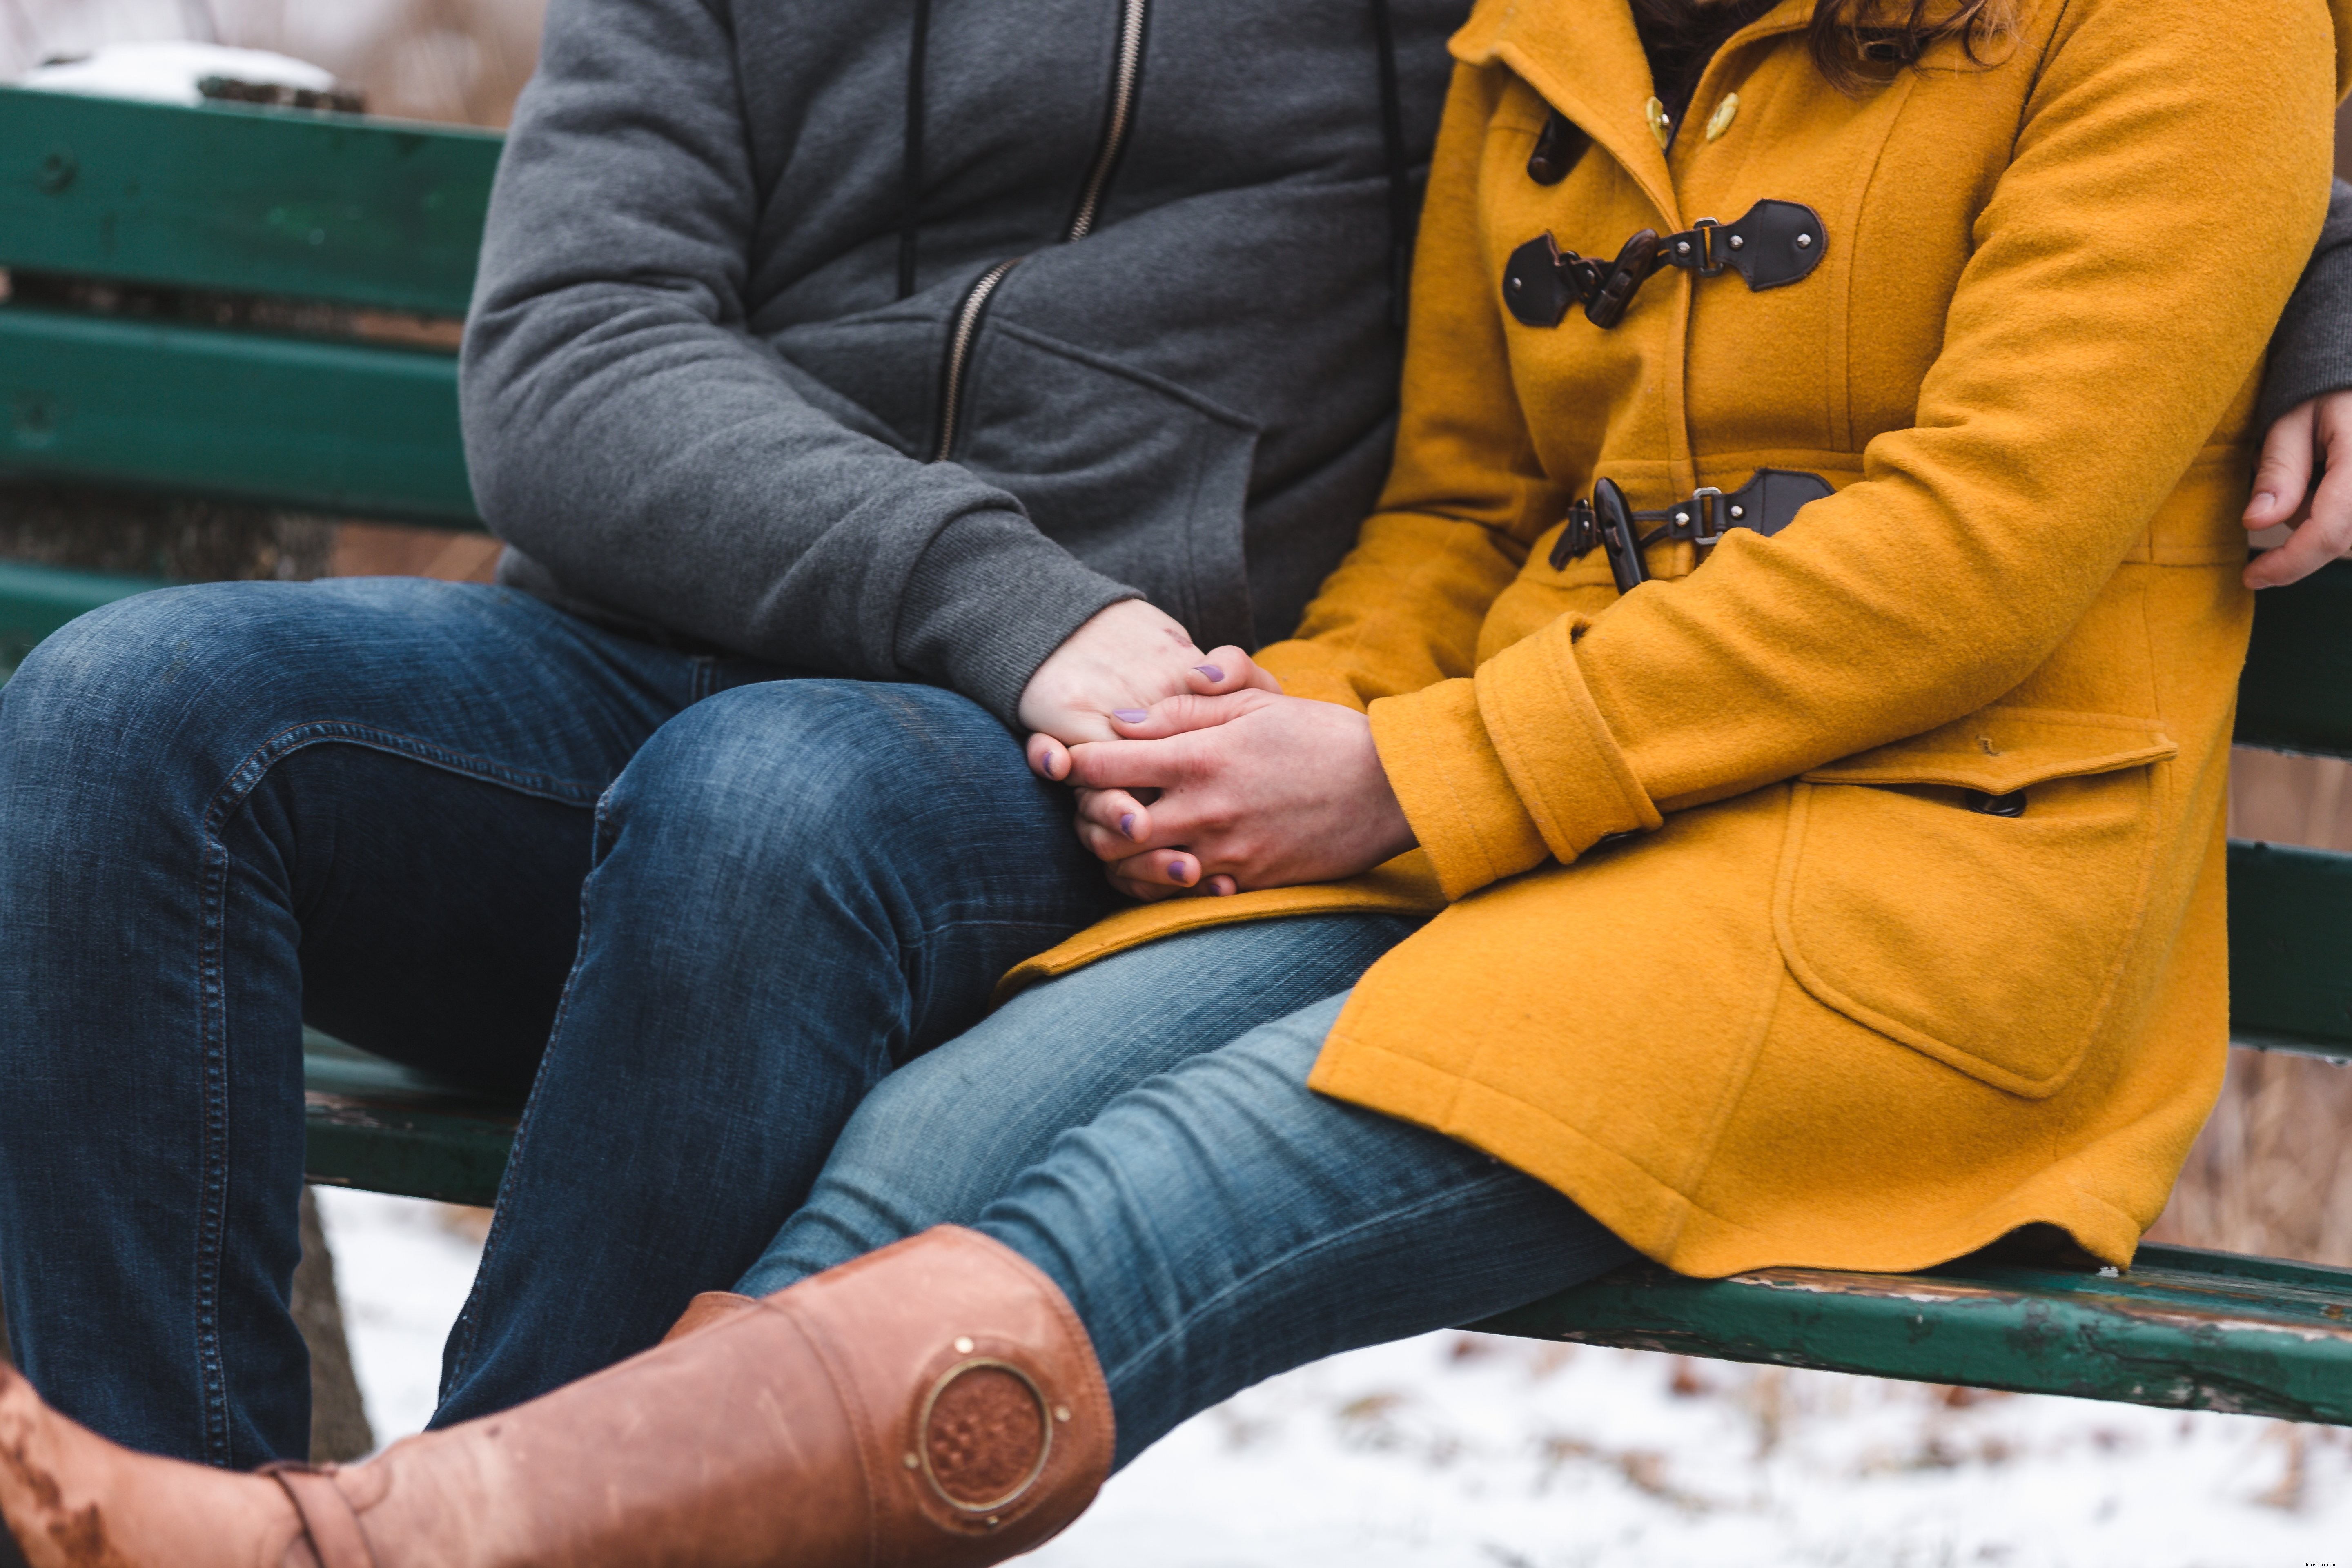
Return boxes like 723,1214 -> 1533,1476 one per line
1704,93 -> 1740,142
1644,96 -> 1672,148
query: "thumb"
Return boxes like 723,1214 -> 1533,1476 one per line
2247,397 -> 2318,530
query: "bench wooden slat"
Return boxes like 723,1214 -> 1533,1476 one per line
0,86 -> 498,318
301,1034 -> 515,1206
2235,557 -> 2352,759
1472,1242 -> 2352,1425
0,305 -> 477,524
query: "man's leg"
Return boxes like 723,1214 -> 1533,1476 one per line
0,579 -> 712,1466
434,680 -> 1133,1423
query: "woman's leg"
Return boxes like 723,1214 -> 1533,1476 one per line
735,913 -> 1429,1297
963,991 -> 1636,1466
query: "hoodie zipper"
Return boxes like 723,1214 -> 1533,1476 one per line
930,0 -> 1148,462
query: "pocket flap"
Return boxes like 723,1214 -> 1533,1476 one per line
1798,708 -> 2178,797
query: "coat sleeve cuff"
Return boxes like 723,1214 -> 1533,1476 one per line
1476,610 -> 1663,866
1368,678 -> 1549,901
1370,612 -> 1663,902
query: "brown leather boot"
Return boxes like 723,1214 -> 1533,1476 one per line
2,1225 -> 1113,1568
0,1360 -> 315,1568
659,1290 -> 756,1344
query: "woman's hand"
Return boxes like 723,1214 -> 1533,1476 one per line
1022,633 -> 1281,779
1062,690 -> 1417,901
2243,390 -> 2352,588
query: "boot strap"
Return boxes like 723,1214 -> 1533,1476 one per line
260,1463 -> 381,1568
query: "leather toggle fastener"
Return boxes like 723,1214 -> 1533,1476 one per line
1552,469 -> 1836,593
1504,199 -> 1827,330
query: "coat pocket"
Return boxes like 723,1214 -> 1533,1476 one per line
1775,708 -> 2180,1099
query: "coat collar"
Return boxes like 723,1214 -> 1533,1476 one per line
1449,0 -> 1812,229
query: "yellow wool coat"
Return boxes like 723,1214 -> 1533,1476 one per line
1007,0 -> 2348,1276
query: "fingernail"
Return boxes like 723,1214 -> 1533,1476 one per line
1120,813 -> 1137,838
1212,879 -> 1236,896
1194,664 -> 1224,682
1114,709 -> 1149,723
1168,858 -> 1190,882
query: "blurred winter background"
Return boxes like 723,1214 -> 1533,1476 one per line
5,2 -> 2352,1563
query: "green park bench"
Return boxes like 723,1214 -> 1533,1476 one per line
4,82 -> 2348,1427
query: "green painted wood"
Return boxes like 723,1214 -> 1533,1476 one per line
0,86 -> 499,317
0,559 -> 161,675
302,1034 -> 516,1207
0,305 -> 478,524
1473,1244 -> 2352,1425
2237,558 -> 2352,759
2227,838 -> 2352,1063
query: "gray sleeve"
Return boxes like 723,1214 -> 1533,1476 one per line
459,0 -> 1136,724
2256,178 -> 2352,433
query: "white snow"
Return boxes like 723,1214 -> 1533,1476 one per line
16,39 -> 334,105
312,1188 -> 2350,1566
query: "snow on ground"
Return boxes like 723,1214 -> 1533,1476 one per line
313,1188 -> 2349,1568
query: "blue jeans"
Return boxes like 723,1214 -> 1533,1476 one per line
738,916 -> 1637,1469
0,578 -> 1118,1466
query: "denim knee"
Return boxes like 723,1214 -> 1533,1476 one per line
2,586 -> 264,755
592,679 -> 1018,897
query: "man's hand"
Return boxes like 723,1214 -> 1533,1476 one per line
2244,390 -> 2352,588
1019,607 -> 1278,777
1062,690 -> 1417,902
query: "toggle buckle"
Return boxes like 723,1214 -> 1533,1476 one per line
1548,469 -> 1837,587
1678,486 -> 1728,545
1503,200 -> 1827,331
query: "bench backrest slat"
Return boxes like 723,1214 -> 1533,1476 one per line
0,86 -> 499,318
2234,558 -> 2352,759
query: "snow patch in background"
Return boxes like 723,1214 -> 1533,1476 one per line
313,1189 -> 2349,1566
16,39 -> 332,103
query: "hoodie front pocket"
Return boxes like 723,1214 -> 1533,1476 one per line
1775,708 -> 2179,1099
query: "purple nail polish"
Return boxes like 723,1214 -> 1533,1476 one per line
1120,813 -> 1137,838
1114,709 -> 1149,723
1194,664 -> 1224,682
1168,859 -> 1190,882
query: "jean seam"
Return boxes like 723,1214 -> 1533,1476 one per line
436,785 -> 619,1400
189,721 -> 605,1463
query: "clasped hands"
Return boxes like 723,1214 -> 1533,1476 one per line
1015,600 -> 1415,902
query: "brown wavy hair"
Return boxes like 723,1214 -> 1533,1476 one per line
1808,0 -> 2021,90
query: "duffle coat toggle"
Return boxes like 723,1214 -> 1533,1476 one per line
1551,469 -> 1836,591
1503,199 -> 1826,329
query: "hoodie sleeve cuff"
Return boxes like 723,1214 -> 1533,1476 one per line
2258,178 -> 2352,431
894,510 -> 1142,727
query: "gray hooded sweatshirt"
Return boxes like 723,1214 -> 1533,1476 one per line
463,0 -> 2352,727
464,0 -> 1461,724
